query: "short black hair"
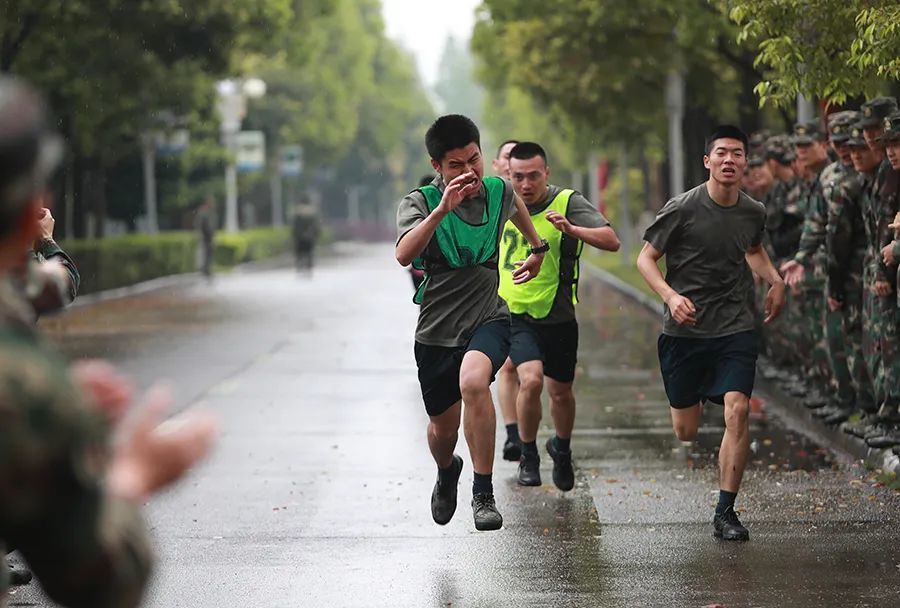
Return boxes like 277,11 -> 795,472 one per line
705,124 -> 749,155
425,114 -> 481,163
509,141 -> 548,165
496,139 -> 519,158
417,174 -> 435,187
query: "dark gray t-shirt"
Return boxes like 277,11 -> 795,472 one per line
643,183 -> 766,338
513,185 -> 609,324
397,175 -> 518,347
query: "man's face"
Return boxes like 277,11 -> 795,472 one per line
794,141 -> 827,169
864,126 -> 884,153
885,140 -> 900,170
509,155 -> 549,205
491,142 -> 517,179
703,138 -> 747,186
432,142 -> 484,194
749,164 -> 773,193
850,145 -> 883,174
831,140 -> 852,165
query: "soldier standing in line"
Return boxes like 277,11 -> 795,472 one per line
0,75 -> 218,607
849,98 -> 900,448
781,113 -> 865,425
781,121 -> 833,409
760,136 -> 801,375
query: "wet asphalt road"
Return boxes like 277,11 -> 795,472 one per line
11,242 -> 900,608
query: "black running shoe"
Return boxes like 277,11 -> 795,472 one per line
431,455 -> 463,525
546,438 -> 575,491
517,451 -> 541,486
713,506 -> 749,541
503,437 -> 522,462
472,493 -> 503,531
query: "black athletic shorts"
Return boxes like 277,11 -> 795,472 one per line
508,317 -> 579,383
414,319 -> 510,417
657,330 -> 758,409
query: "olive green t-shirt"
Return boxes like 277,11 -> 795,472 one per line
512,185 -> 609,324
643,183 -> 766,338
396,175 -> 517,347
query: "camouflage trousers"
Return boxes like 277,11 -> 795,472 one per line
764,285 -> 800,368
825,284 -> 874,411
876,294 -> 900,415
800,285 -> 832,393
862,276 -> 900,414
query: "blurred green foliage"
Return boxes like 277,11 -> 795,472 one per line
60,227 -> 299,293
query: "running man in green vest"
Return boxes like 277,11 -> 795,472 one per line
499,142 -> 621,490
395,115 -> 546,531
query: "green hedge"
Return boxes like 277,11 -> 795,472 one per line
60,228 -> 293,294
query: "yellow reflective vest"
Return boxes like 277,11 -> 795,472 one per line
498,189 -> 582,319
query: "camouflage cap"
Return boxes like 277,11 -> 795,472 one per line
0,76 -> 62,221
846,122 -> 869,148
748,154 -> 765,168
859,96 -> 898,127
791,120 -> 824,145
877,112 -> 900,144
749,130 -> 772,153
764,134 -> 794,164
827,110 -> 861,143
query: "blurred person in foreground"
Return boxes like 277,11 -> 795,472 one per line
0,75 -> 217,608
637,125 -> 785,542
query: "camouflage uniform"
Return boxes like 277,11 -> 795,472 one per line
793,156 -> 857,410
0,75 -> 153,606
764,170 -> 804,368
870,160 -> 900,416
18,238 -> 80,316
0,280 -> 153,605
794,156 -> 833,399
824,158 -> 875,412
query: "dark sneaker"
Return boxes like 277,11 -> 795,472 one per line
813,404 -> 840,419
803,392 -> 828,409
823,406 -> 854,426
9,566 -> 32,586
517,452 -> 541,486
865,429 -> 900,449
503,437 -> 522,462
472,493 -> 503,531
430,455 -> 463,525
713,506 -> 749,541
546,438 -> 575,491
785,381 -> 807,397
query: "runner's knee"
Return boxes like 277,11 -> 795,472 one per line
724,395 -> 750,427
673,423 -> 699,442
518,369 -> 543,396
459,369 -> 490,403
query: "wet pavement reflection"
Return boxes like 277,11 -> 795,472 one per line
11,244 -> 899,608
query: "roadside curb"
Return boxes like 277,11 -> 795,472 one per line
580,265 -> 898,476
66,251 -> 308,311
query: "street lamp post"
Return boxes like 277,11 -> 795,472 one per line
216,78 -> 266,233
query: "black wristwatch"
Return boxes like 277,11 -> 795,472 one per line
530,238 -> 550,255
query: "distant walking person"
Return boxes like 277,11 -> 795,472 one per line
195,196 -> 216,279
292,201 -> 321,273
637,125 -> 785,541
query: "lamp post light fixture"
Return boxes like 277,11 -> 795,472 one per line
216,78 -> 266,233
